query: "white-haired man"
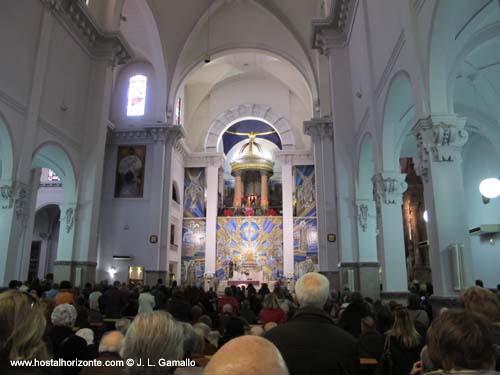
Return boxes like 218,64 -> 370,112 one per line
264,272 -> 359,375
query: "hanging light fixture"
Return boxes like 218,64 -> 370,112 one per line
479,178 -> 500,199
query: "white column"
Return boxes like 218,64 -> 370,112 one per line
304,119 -> 339,277
413,115 -> 473,297
373,172 -> 409,293
204,154 -> 225,277
276,153 -> 295,279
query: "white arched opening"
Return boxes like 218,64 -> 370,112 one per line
205,104 -> 296,152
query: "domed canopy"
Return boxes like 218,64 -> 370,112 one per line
231,133 -> 274,176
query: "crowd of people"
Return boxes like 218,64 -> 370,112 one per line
1,274 -> 500,375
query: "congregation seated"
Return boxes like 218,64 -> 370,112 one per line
264,272 -> 359,375
407,293 -> 429,336
217,287 -> 239,316
218,317 -> 245,348
204,336 -> 289,375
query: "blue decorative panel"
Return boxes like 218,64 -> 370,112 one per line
181,219 -> 206,285
184,168 -> 205,217
293,218 -> 318,278
294,165 -> 316,217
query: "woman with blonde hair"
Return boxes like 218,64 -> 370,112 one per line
377,306 -> 423,375
0,290 -> 50,371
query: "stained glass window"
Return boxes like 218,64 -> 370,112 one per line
126,75 -> 147,117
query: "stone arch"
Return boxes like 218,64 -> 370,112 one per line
0,112 -> 14,181
204,104 -> 296,152
31,143 -> 77,263
381,71 -> 416,171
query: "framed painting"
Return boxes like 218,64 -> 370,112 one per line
114,145 -> 146,198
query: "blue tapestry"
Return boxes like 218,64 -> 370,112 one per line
184,168 -> 205,217
293,218 -> 318,278
181,219 -> 206,285
216,217 -> 283,281
295,165 -> 316,217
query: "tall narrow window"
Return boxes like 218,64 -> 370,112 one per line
127,75 -> 147,117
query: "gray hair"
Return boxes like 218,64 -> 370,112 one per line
295,272 -> 330,309
193,322 -> 211,340
121,311 -> 184,374
115,318 -> 131,335
51,304 -> 77,327
180,322 -> 204,357
75,328 -> 94,345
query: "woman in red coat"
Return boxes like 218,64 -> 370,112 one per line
259,293 -> 287,326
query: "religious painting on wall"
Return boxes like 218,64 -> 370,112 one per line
114,145 -> 146,198
184,168 -> 206,217
181,219 -> 206,285
293,218 -> 319,278
294,165 -> 316,217
215,217 -> 283,282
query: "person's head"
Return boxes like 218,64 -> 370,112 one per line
224,287 -> 233,297
180,322 -> 204,359
360,316 -> 377,334
459,286 -> 500,323
350,292 -> 363,304
157,278 -> 163,285
250,325 -> 264,336
51,303 -> 77,328
0,290 -> 48,360
294,272 -> 329,309
388,307 -> 420,348
8,280 -> 18,289
262,293 -> 280,310
99,331 -> 124,354
475,279 -> 484,288
121,311 -> 183,374
52,283 -> 59,290
142,285 -> 150,293
113,281 -> 121,288
222,304 -> 233,315
59,280 -> 72,290
198,314 -> 212,328
191,305 -> 203,321
76,328 -> 94,346
205,335 -> 288,375
193,322 -> 211,341
427,309 -> 497,372
115,318 -> 131,335
263,322 -> 278,332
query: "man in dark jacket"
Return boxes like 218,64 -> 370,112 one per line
339,292 -> 371,338
264,272 -> 359,375
357,316 -> 384,360
100,281 -> 127,318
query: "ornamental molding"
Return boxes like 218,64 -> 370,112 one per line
274,150 -> 314,166
185,152 -> 226,169
0,181 -> 31,221
304,117 -> 334,140
40,0 -> 133,66
312,0 -> 359,53
60,206 -> 77,233
109,125 -> 186,145
372,172 -> 408,206
356,203 -> 368,232
205,103 -> 296,152
412,116 -> 468,182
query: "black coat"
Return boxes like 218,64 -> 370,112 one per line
357,331 -> 384,360
264,307 -> 360,375
48,326 -> 91,375
100,288 -> 127,318
339,302 -> 371,338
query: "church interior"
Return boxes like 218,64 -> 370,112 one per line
2,0 -> 500,304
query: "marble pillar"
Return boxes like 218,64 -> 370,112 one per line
304,119 -> 339,288
413,115 -> 473,297
205,154 -> 225,280
373,172 -> 409,294
260,171 -> 270,210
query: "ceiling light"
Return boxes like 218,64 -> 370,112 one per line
479,178 -> 500,199
423,210 -> 428,223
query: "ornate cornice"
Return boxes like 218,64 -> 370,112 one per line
109,124 -> 186,145
304,117 -> 334,141
40,0 -> 133,65
185,152 -> 225,168
372,172 -> 408,206
412,115 -> 468,183
274,150 -> 314,166
311,0 -> 359,53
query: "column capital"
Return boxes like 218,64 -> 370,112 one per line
274,150 -> 314,165
412,115 -> 468,182
303,117 -> 334,141
164,124 -> 186,147
372,172 -> 408,206
206,153 -> 226,169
